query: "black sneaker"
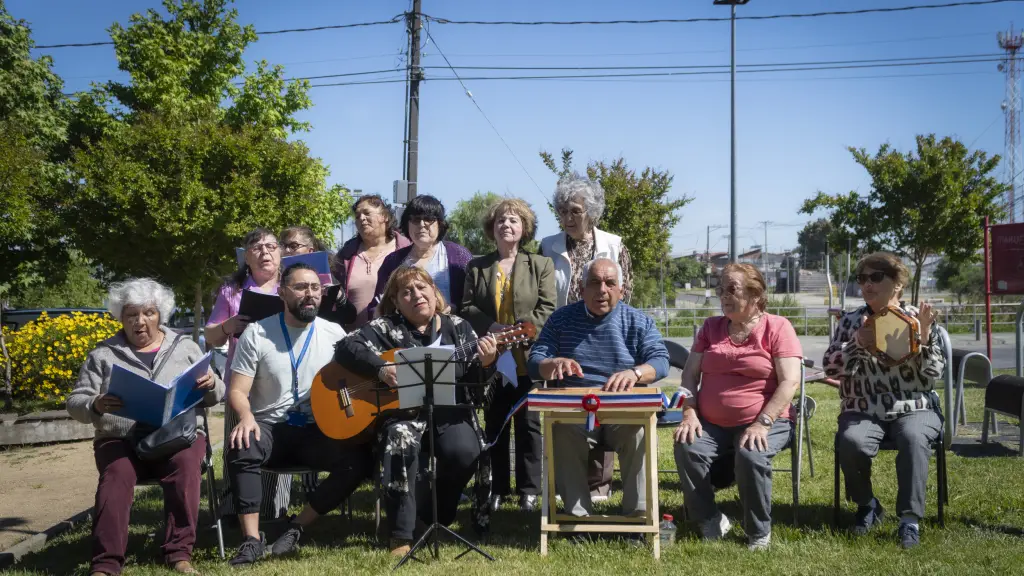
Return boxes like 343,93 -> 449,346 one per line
852,499 -> 885,536
270,521 -> 303,556
898,522 -> 920,549
229,532 -> 266,567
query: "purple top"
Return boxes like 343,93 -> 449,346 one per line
369,240 -> 473,318
206,277 -> 279,370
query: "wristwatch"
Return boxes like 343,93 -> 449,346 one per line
631,367 -> 643,381
756,413 -> 773,427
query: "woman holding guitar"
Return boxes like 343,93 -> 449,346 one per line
333,266 -> 499,556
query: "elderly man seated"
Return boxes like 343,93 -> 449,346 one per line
527,257 -> 669,517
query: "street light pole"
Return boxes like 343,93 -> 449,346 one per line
714,0 -> 749,263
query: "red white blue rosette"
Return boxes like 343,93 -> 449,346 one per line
582,393 -> 601,431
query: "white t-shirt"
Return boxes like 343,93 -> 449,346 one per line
231,314 -> 346,424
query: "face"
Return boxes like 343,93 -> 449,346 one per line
279,269 -> 322,323
281,233 -> 314,256
857,267 -> 899,309
394,277 -> 438,326
407,215 -> 440,249
121,304 -> 161,349
582,260 -> 622,316
354,201 -> 387,239
717,272 -> 759,319
557,197 -> 590,240
245,234 -> 280,279
494,210 -> 524,247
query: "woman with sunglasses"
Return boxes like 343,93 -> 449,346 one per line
537,176 -> 634,502
672,263 -> 803,551
371,195 -> 472,318
825,252 -> 941,550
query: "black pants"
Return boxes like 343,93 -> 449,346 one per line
485,375 -> 542,496
378,409 -> 482,541
227,421 -> 372,516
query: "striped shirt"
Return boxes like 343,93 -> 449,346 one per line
528,301 -> 669,387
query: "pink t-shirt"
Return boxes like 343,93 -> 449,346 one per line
693,314 -> 802,428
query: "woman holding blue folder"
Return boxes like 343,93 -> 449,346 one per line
68,278 -> 225,575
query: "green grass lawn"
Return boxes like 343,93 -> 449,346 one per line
7,383 -> 1024,576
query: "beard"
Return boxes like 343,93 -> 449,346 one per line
289,297 -> 319,323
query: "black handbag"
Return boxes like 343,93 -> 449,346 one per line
130,335 -> 200,461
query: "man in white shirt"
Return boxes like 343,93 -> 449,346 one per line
225,263 -> 371,566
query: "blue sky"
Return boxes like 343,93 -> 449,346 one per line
9,0 -> 1024,256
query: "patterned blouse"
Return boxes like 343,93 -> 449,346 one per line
823,304 -> 944,420
565,231 -> 633,305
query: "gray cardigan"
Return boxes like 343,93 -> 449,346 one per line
67,326 -> 225,440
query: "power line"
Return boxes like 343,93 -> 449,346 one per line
422,28 -> 546,196
426,0 -> 1024,26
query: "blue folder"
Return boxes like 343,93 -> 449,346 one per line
108,352 -> 213,428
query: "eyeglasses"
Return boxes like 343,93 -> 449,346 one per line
715,285 -> 742,296
409,217 -> 437,227
283,242 -> 310,253
287,282 -> 322,294
557,207 -> 586,220
248,242 -> 279,254
856,271 -> 887,285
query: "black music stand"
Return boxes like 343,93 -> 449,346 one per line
389,350 -> 495,570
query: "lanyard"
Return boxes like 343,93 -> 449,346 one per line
279,313 -> 316,405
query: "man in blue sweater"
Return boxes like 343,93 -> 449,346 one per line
528,258 -> 669,517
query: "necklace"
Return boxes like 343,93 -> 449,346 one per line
728,313 -> 763,344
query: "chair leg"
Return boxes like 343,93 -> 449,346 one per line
833,432 -> 841,528
805,420 -> 816,478
982,410 -> 990,444
936,445 -> 946,528
792,441 -> 800,527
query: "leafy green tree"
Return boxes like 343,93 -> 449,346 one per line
448,191 -> 504,256
64,0 -> 349,337
10,251 -> 106,309
801,134 -> 1005,304
539,148 -> 692,281
797,219 -> 833,269
934,258 -> 984,304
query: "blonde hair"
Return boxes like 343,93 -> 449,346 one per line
482,197 -> 538,247
376,266 -> 448,318
720,263 -> 768,312
855,252 -> 910,298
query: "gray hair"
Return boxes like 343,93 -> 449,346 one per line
107,278 -> 175,324
582,257 -> 623,287
554,177 -> 606,224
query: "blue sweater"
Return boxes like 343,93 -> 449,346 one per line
527,301 -> 669,387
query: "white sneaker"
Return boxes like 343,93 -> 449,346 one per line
700,513 -> 732,541
747,532 -> 771,551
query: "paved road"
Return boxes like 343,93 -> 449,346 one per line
667,333 -> 1020,371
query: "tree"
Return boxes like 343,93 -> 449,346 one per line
801,134 -> 1005,305
10,251 -> 106,309
448,191 -> 504,256
934,258 -> 984,304
539,148 -> 692,282
64,0 -> 350,339
797,219 -> 833,269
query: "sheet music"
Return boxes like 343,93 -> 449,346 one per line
395,346 -> 458,408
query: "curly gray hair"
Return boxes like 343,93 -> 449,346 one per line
553,177 -> 606,225
107,278 -> 175,324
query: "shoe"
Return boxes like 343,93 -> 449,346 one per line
852,499 -> 885,536
270,520 -> 303,556
171,560 -> 200,574
228,533 -> 266,567
699,513 -> 732,541
489,495 -> 503,512
520,495 -> 538,512
747,533 -> 771,551
390,539 -> 412,556
898,522 -> 920,549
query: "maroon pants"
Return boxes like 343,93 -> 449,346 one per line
90,437 -> 206,575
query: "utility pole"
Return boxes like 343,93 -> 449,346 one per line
404,0 -> 422,199
705,224 -> 726,303
758,220 -> 771,277
1000,26 -> 1024,222
713,0 -> 749,262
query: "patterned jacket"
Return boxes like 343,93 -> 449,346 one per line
823,304 -> 944,420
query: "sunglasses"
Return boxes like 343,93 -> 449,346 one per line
856,271 -> 888,285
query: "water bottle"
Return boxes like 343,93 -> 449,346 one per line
659,513 -> 676,547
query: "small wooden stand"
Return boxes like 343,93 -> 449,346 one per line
528,387 -> 664,559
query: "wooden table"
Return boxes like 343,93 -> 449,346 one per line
527,387 -> 666,559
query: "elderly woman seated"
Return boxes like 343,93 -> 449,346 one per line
67,279 -> 225,576
673,263 -> 803,551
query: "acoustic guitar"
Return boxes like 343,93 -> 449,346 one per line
311,322 -> 537,443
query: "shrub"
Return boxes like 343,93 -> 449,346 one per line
4,311 -> 121,409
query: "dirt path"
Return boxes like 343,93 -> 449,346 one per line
0,415 -> 224,552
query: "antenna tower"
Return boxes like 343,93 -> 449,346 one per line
999,26 -> 1024,222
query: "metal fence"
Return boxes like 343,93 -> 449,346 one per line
641,302 -> 1023,337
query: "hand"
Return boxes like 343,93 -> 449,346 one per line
229,414 -> 260,450
539,358 -> 584,381
92,394 -> 122,415
672,407 -> 702,444
603,369 -> 638,392
488,322 -> 509,335
194,371 -> 216,391
918,302 -> 938,344
477,334 -> 499,366
854,315 -> 874,348
222,314 -> 251,337
378,365 -> 398,388
739,421 -> 770,452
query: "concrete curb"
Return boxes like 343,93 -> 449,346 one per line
0,438 -> 226,569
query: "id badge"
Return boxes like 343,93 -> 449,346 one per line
286,409 -> 307,427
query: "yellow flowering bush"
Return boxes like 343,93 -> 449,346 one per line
4,311 -> 121,408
